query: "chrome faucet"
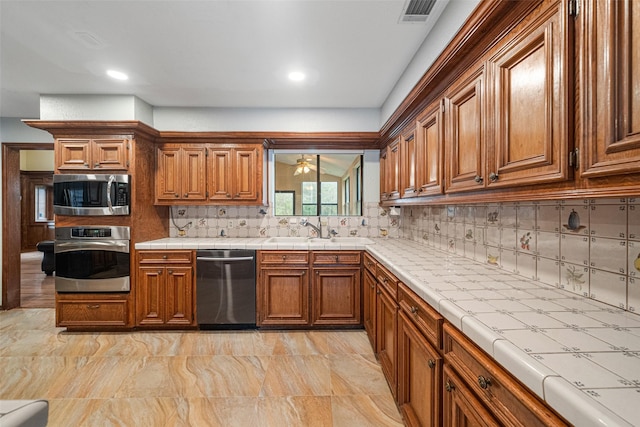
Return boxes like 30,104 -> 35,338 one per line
301,218 -> 323,239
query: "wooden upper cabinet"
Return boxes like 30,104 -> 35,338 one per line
445,65 -> 486,193
385,138 -> 401,200
56,138 -> 130,171
208,145 -> 261,203
580,0 -> 640,178
401,125 -> 418,198
486,0 -> 571,188
155,145 -> 207,203
416,99 -> 445,196
380,148 -> 388,201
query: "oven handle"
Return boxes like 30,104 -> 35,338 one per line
196,256 -> 255,262
55,240 -> 129,254
107,174 -> 115,214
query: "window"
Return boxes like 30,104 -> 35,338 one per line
274,191 -> 295,215
34,184 -> 52,222
274,153 -> 362,216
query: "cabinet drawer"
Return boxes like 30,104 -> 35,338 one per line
138,250 -> 193,264
376,263 -> 399,298
57,299 -> 128,327
443,323 -> 567,426
312,251 -> 361,265
363,252 -> 377,274
259,251 -> 310,265
398,282 -> 443,350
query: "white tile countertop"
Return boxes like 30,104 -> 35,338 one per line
135,237 -> 640,426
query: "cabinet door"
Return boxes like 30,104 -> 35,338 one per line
233,147 -> 260,201
56,139 -> 91,170
416,99 -> 444,196
398,311 -> 442,427
92,139 -> 129,170
401,127 -> 418,198
443,365 -> 499,427
258,267 -> 310,326
311,267 -> 361,326
445,65 -> 486,193
181,147 -> 207,201
376,284 -> 398,398
386,139 -> 401,200
380,148 -> 388,201
363,268 -> 377,347
581,0 -> 640,178
156,146 -> 182,201
164,266 -> 194,326
207,149 -> 233,201
136,267 -> 166,326
487,1 -> 571,187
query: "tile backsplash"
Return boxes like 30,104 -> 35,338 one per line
168,202 -> 401,239
399,198 -> 640,314
168,198 -> 639,315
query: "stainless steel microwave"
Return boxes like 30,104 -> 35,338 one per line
53,174 -> 130,216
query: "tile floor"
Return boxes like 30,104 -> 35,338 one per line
0,309 -> 403,427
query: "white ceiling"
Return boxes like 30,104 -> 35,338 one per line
0,0 -> 462,119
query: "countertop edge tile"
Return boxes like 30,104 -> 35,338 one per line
492,339 -> 556,399
460,316 -> 504,358
543,376 -> 633,427
438,299 -> 468,330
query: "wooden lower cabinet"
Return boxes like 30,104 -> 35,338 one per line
363,268 -> 377,347
257,250 -> 362,328
376,283 -> 399,398
136,250 -> 195,327
56,293 -> 130,328
312,267 -> 361,325
259,267 -> 310,326
443,364 -> 499,427
443,323 -> 567,426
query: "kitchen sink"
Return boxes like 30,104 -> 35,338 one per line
265,236 -> 314,243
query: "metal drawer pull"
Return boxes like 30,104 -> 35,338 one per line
428,359 -> 435,368
445,380 -> 454,392
168,270 -> 174,275
86,304 -> 100,309
410,306 -> 418,315
478,375 -> 491,389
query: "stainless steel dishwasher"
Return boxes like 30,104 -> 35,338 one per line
196,249 -> 256,329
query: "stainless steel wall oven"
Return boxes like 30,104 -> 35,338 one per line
55,226 -> 131,292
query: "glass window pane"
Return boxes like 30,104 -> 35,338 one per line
274,191 -> 294,216
35,185 -> 47,221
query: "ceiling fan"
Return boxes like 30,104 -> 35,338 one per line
293,155 -> 315,176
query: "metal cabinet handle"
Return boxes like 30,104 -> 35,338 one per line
84,163 -> 90,168
184,193 -> 189,198
175,193 -> 179,198
334,255 -> 339,262
282,255 -> 287,260
376,290 -> 381,295
235,193 -> 240,197
474,175 -> 483,183
226,193 -> 231,198
370,284 -> 375,289
478,375 -> 491,389
410,306 -> 418,315
489,172 -> 499,182
168,270 -> 174,275
445,380 -> 454,392
157,270 -> 162,275
94,163 -> 100,168
428,359 -> 435,369
86,304 -> 100,309
162,255 -> 168,259
302,270 -> 306,275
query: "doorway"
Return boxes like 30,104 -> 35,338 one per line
2,143 -> 54,309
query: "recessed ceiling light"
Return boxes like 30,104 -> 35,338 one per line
106,69 -> 129,80
288,71 -> 305,82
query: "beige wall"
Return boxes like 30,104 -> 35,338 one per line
20,150 -> 54,171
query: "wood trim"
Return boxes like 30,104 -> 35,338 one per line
2,142 -> 54,310
22,120 -> 159,140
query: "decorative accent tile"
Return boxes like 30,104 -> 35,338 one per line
560,204 -> 589,235
560,262 -> 589,297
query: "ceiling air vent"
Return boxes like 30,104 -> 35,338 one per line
401,0 -> 437,23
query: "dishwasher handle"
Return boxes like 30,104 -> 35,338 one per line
197,256 -> 255,262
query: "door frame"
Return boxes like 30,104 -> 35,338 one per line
2,142 -> 54,309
